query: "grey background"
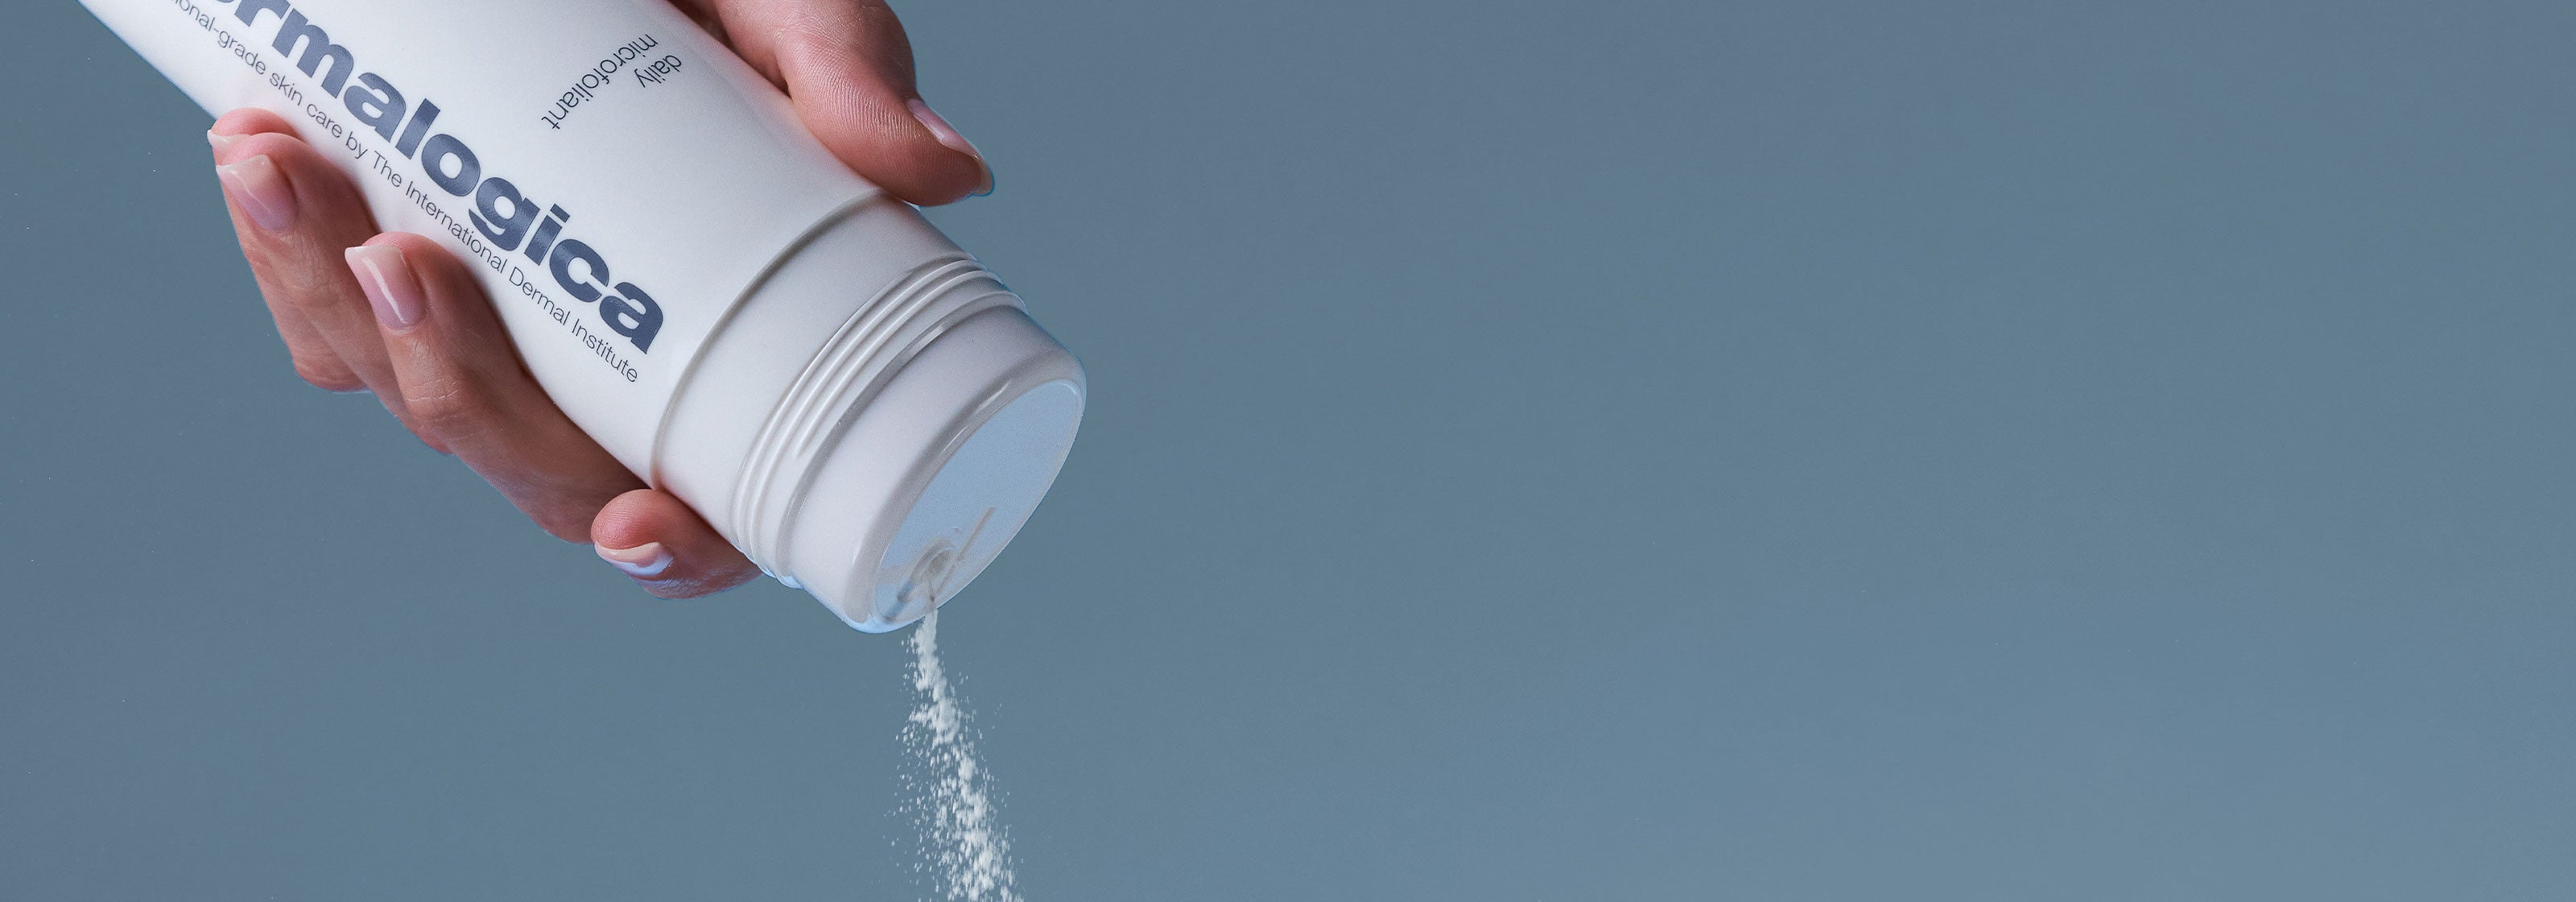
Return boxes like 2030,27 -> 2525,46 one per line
5,1 -> 2574,899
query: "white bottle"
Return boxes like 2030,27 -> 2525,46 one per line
82,0 -> 1085,632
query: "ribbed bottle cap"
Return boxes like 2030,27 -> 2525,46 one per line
780,306 -> 1084,631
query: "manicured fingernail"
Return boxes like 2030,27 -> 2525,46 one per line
345,245 -> 425,332
597,542 -> 674,579
206,130 -> 243,156
908,97 -> 993,197
216,155 -> 296,231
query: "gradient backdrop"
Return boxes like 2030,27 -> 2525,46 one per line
6,2 -> 2574,900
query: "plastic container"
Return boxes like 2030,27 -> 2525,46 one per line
81,0 -> 1084,631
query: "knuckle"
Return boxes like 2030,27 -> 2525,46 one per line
270,265 -> 356,316
405,379 -> 497,438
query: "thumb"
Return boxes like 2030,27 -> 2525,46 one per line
696,0 -> 993,205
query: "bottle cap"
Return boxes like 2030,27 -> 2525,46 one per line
656,199 -> 1084,632
784,306 -> 1084,631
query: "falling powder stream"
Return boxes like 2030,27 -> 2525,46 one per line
898,608 -> 1022,901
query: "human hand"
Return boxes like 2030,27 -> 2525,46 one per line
204,0 -> 991,598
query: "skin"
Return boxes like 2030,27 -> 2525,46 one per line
204,0 -> 990,598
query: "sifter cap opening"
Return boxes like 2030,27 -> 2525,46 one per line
869,377 -> 1083,628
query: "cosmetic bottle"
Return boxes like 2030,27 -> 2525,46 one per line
84,0 -> 1084,631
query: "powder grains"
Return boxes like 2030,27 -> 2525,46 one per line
898,609 -> 1022,902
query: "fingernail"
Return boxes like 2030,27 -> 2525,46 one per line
908,97 -> 993,197
206,130 -> 243,156
597,542 -> 674,579
345,245 -> 426,332
215,155 -> 296,231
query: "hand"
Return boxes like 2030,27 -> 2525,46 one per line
204,0 -> 992,598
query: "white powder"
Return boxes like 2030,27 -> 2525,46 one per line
898,608 -> 1022,902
